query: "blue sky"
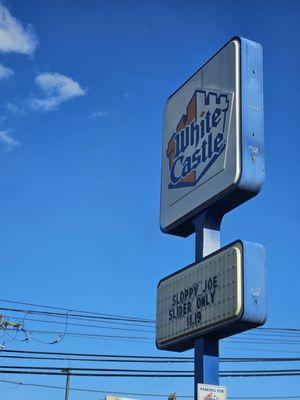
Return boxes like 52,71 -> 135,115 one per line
0,0 -> 299,399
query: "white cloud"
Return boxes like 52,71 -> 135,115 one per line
0,3 -> 38,55
0,63 -> 13,79
0,130 -> 20,150
90,110 -> 109,118
6,102 -> 18,113
30,72 -> 86,112
6,101 -> 26,115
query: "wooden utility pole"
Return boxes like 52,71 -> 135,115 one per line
63,369 -> 70,400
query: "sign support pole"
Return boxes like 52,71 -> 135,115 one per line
193,210 -> 222,399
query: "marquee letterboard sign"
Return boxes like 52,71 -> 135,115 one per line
160,37 -> 264,237
156,241 -> 267,351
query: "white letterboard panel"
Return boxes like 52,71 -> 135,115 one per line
156,240 -> 267,351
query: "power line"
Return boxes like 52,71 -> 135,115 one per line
0,365 -> 192,372
1,312 -> 155,330
5,316 -> 300,345
0,370 -> 193,377
2,365 -> 300,373
260,328 -> 300,333
2,365 -> 300,375
3,301 -> 300,341
0,299 -> 155,323
1,349 -> 192,360
1,352 -> 300,364
1,378 -> 299,399
223,346 -> 300,355
8,316 -> 300,346
0,378 -> 181,397
0,354 -> 193,363
0,369 -> 300,377
6,326 -> 300,345
223,357 -> 300,363
2,299 -> 300,333
3,311 -> 300,344
238,332 -> 300,339
227,340 -> 300,346
4,327 -> 152,341
0,314 -> 155,333
6,313 -> 300,339
3,349 -> 300,363
3,300 -> 300,351
0,307 -> 153,326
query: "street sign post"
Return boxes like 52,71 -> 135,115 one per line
157,36 -> 266,400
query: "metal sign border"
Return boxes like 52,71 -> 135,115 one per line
156,240 -> 267,352
160,36 -> 264,237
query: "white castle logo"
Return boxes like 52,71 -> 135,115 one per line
167,90 -> 232,189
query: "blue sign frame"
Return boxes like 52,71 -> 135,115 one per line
156,240 -> 267,352
161,37 -> 264,237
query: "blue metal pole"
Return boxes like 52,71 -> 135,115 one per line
193,210 -> 222,399
194,337 -> 219,385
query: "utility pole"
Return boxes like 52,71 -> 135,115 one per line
63,368 -> 70,400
